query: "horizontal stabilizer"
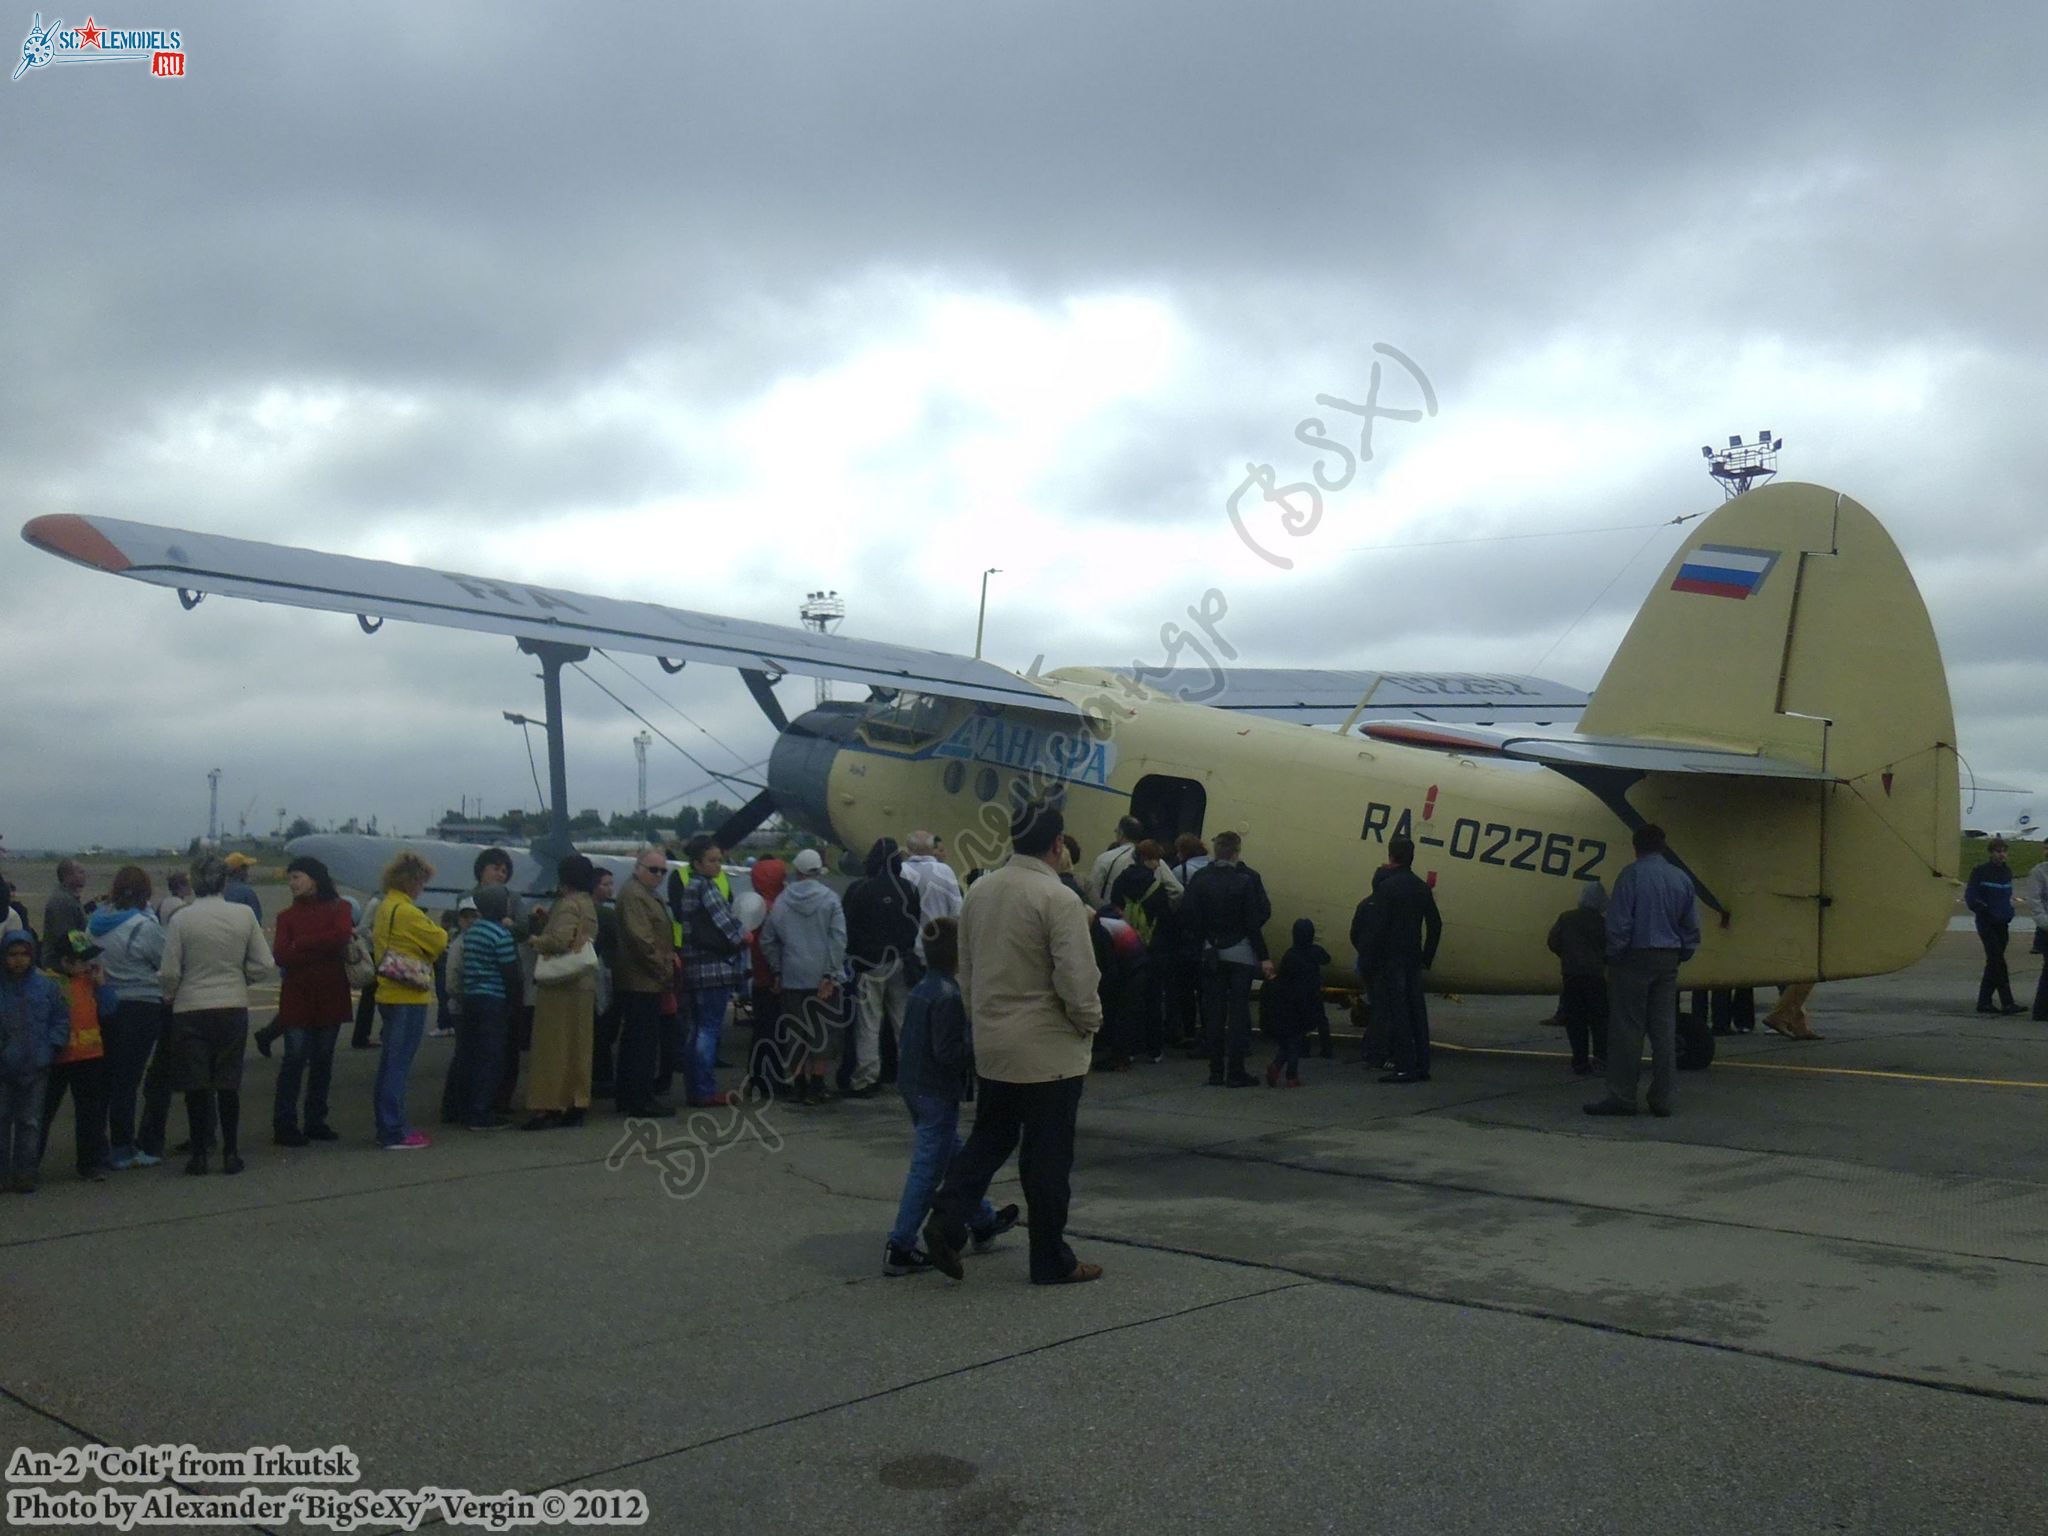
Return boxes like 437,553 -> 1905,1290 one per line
1359,722 -> 1835,781
22,513 -> 1077,717
1100,666 -> 1588,725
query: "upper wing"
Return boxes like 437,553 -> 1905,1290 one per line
22,513 -> 1077,717
1098,666 -> 1589,725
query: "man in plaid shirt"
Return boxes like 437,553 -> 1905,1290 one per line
672,835 -> 747,1107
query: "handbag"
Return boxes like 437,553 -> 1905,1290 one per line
344,935 -> 375,989
376,948 -> 434,990
534,942 -> 599,986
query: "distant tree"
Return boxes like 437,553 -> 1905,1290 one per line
671,805 -> 702,839
285,816 -> 317,840
700,801 -> 733,837
570,808 -> 606,832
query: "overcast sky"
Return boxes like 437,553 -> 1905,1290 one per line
3,1 -> 2041,852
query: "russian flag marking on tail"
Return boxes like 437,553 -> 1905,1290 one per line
1671,543 -> 1780,600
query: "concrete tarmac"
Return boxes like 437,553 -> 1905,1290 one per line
4,929 -> 2046,1533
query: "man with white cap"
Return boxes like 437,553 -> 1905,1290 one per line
759,848 -> 847,1106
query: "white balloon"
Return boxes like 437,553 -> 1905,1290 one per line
732,889 -> 767,934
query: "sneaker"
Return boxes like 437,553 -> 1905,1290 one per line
1583,1098 -> 1637,1117
1224,1071 -> 1259,1088
254,1028 -> 275,1059
884,1242 -> 934,1277
844,1083 -> 883,1100
971,1204 -> 1021,1253
429,1026 -> 456,1038
303,1125 -> 339,1142
520,1113 -> 562,1131
466,1116 -> 512,1131
107,1148 -> 138,1171
77,1165 -> 108,1183
274,1127 -> 309,1148
1147,1052 -> 1165,1064
128,1149 -> 163,1168
185,1151 -> 209,1175
222,1154 -> 246,1175
1204,1071 -> 1226,1087
384,1132 -> 432,1150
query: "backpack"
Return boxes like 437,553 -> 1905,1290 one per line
1122,876 -> 1167,947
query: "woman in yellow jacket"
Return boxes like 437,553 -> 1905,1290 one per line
371,852 -> 449,1150
523,853 -> 600,1130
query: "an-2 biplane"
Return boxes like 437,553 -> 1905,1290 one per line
21,480 -> 1960,989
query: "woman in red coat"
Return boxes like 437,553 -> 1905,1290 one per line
271,856 -> 354,1146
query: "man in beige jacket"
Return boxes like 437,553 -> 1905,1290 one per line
923,802 -> 1104,1285
613,847 -> 677,1118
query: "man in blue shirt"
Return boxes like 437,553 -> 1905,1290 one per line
1586,824 -> 1700,1119
1964,839 -> 2024,1015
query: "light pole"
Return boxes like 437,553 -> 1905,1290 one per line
974,567 -> 1002,660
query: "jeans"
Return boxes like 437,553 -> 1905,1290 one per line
1202,958 -> 1257,1074
372,1002 -> 429,1144
1607,948 -> 1681,1111
853,963 -> 909,1090
929,1074 -> 1087,1283
136,1006 -> 181,1156
1268,1033 -> 1304,1080
103,998 -> 164,1154
683,986 -> 732,1103
1976,918 -> 2015,1009
888,1093 -> 998,1251
446,993 -> 509,1125
2,1071 -> 46,1177
274,1026 -> 337,1132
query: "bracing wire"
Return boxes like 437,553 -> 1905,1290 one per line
514,718 -> 546,813
568,663 -> 765,795
593,648 -> 755,772
1522,513 -> 1706,680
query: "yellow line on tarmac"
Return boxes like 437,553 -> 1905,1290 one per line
1431,1040 -> 2048,1091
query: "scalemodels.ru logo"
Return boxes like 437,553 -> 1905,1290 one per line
13,12 -> 185,81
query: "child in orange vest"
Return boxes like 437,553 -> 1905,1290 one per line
42,931 -> 117,1182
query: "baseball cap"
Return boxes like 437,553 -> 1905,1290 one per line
456,896 -> 479,914
791,848 -> 825,875
224,852 -> 256,870
65,930 -> 103,961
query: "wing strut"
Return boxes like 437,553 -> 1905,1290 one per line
517,638 -> 590,870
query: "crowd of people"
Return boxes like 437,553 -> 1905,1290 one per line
4,821 -> 2041,1280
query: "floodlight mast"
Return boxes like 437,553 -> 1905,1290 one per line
798,590 -> 846,707
1702,430 -> 1785,500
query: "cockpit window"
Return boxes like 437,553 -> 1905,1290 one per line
860,691 -> 950,748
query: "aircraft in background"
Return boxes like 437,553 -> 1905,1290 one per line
1962,810 -> 2042,842
22,480 -> 1960,988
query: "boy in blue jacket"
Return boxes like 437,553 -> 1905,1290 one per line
882,917 -> 1018,1276
1,927 -> 71,1192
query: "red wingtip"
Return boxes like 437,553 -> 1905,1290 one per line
21,515 -> 132,573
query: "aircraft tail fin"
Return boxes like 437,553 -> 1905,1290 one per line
1576,482 -> 1958,979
